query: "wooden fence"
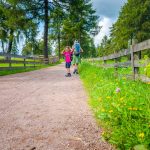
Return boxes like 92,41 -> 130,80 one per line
91,39 -> 150,81
0,53 -> 59,71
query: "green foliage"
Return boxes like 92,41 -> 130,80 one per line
0,0 -> 99,57
0,61 -> 61,76
0,0 -> 38,54
79,61 -> 150,149
97,0 -> 150,56
134,145 -> 148,150
140,55 -> 150,77
22,40 -> 52,56
59,0 -> 99,57
144,63 -> 150,78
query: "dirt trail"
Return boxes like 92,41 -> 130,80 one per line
0,63 -> 112,150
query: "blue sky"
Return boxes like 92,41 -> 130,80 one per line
92,0 -> 127,45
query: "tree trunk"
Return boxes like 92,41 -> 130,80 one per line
58,31 -> 61,60
7,29 -> 14,54
57,17 -> 61,60
43,0 -> 49,64
1,41 -> 5,53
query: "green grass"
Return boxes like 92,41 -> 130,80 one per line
79,61 -> 150,150
0,56 -> 41,62
0,56 -> 42,68
0,61 -> 61,76
0,63 -> 42,67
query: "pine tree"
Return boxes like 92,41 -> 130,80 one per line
97,0 -> 150,56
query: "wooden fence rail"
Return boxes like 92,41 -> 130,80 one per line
91,39 -> 150,81
0,53 -> 59,71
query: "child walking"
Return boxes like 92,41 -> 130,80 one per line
62,46 -> 73,77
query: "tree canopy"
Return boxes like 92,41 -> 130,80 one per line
97,0 -> 150,56
0,0 -> 99,59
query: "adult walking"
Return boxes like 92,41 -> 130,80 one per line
72,40 -> 83,74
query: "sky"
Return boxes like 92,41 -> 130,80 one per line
92,0 -> 127,46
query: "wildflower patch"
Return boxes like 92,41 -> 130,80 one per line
79,61 -> 150,150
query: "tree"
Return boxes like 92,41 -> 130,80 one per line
60,0 -> 99,57
48,4 -> 65,59
0,0 -> 38,54
97,0 -> 150,57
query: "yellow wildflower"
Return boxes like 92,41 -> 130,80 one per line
147,82 -> 150,84
128,107 -> 138,111
101,109 -> 105,112
101,131 -> 105,136
138,133 -> 144,138
99,97 -> 102,101
106,96 -> 111,99
109,110 -> 113,113
120,97 -> 124,101
132,108 -> 138,110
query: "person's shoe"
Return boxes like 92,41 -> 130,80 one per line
68,73 -> 71,77
65,74 -> 70,77
73,69 -> 77,74
65,73 -> 71,77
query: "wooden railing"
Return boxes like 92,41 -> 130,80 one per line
0,53 -> 59,71
90,39 -> 150,81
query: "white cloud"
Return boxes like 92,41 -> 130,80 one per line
94,17 -> 115,46
92,0 -> 127,19
92,0 -> 127,47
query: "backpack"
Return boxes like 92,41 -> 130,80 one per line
74,42 -> 80,56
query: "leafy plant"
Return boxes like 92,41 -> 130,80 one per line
144,63 -> 150,78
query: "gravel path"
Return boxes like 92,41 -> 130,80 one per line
0,63 -> 112,150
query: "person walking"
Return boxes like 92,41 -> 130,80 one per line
72,40 -> 83,74
62,46 -> 73,77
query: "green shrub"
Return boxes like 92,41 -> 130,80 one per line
144,63 -> 150,78
79,61 -> 150,150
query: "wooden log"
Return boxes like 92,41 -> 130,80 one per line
24,57 -> 26,68
133,39 -> 150,52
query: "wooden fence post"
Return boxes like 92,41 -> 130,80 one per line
24,57 -> 26,68
34,57 -> 36,68
9,55 -> 11,68
131,39 -> 139,80
114,58 -> 118,77
103,56 -> 106,65
92,58 -> 94,64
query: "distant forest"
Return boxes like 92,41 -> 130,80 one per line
0,0 -> 149,58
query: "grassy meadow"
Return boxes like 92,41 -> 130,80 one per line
0,61 -> 61,76
79,61 -> 150,150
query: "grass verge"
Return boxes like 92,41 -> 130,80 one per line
0,61 -> 61,76
79,61 -> 150,150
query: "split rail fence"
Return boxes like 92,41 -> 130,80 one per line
91,39 -> 150,82
0,53 -> 59,71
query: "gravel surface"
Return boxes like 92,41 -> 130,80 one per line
0,63 -> 113,150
